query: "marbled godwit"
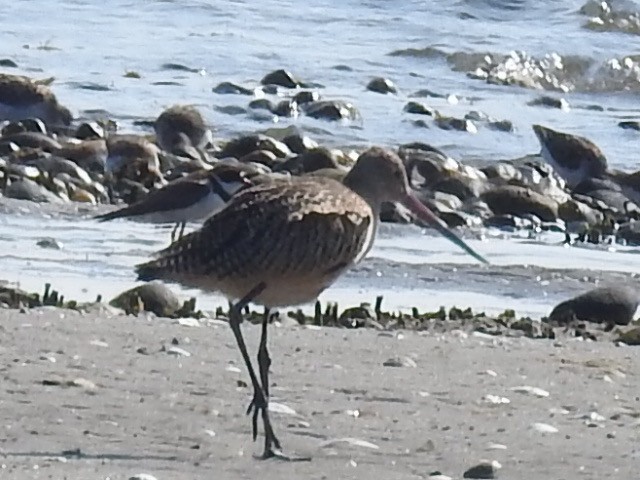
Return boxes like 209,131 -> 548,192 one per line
96,162 -> 267,241
532,124 -> 608,190
136,147 -> 488,460
154,105 -> 212,160
0,74 -> 72,127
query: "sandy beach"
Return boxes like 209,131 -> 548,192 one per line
0,307 -> 637,479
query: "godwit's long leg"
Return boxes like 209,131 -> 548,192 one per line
171,223 -> 179,243
258,308 -> 272,398
247,309 -> 273,452
228,284 -> 286,459
231,288 -> 309,461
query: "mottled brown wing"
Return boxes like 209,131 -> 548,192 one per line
136,177 -> 372,283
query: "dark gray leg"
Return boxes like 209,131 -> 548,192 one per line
232,288 -> 310,461
246,308 -> 275,455
258,307 -> 272,398
171,223 -> 179,243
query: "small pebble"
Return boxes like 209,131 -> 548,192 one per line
510,385 -> 549,398
532,422 -> 558,433
166,346 -> 191,357
70,378 -> 96,390
450,329 -> 468,339
268,402 -> 297,416
366,77 -> 397,94
472,331 -> 495,339
416,439 -> 436,452
319,437 -> 379,450
36,238 -> 63,250
177,318 -> 200,327
463,460 -> 501,479
383,356 -> 417,368
585,411 -> 606,422
486,443 -> 507,450
484,394 -> 510,405
549,407 -> 570,415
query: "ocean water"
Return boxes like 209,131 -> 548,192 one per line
2,0 -> 640,165
1,0 -> 639,316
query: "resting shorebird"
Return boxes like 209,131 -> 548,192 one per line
96,163 -> 266,240
532,124 -> 608,190
106,134 -> 160,177
533,124 -> 640,208
0,74 -> 72,128
154,105 -> 212,160
135,147 -> 488,460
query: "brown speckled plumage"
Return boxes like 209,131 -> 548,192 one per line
154,105 -> 210,159
137,176 -> 373,307
0,74 -> 72,126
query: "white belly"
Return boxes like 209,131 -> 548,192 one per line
133,192 -> 227,224
540,143 -> 592,190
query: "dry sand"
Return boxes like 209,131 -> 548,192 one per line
0,307 -> 638,479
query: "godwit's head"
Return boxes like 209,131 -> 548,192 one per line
345,146 -> 410,206
346,146 -> 489,264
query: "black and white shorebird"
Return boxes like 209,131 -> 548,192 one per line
96,162 -> 268,240
533,124 -> 640,208
532,124 -> 608,190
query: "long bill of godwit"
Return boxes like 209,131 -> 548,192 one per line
135,146 -> 488,460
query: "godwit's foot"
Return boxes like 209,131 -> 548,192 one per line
259,415 -> 311,462
246,387 -> 272,442
259,446 -> 312,462
246,364 -> 311,461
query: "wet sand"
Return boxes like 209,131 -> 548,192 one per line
0,307 -> 637,479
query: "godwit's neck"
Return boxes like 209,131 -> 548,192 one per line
343,173 -> 382,217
